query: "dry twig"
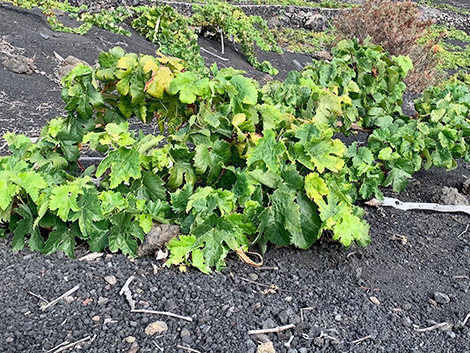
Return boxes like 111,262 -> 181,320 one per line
131,309 -> 193,322
28,291 -> 50,305
176,345 -> 201,353
351,335 -> 372,344
51,335 -> 94,353
200,47 -> 229,61
248,324 -> 295,335
120,276 -> 136,310
415,322 -> 450,332
152,340 -> 164,352
40,285 -> 79,311
462,312 -> 470,326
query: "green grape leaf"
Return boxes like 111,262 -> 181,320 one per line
69,190 -> 103,238
190,248 -> 211,274
384,168 -> 412,192
171,184 -> 194,214
131,171 -> 167,201
332,213 -> 370,247
0,178 -> 18,211
192,215 -> 249,270
16,172 -> 48,202
49,180 -> 88,221
139,214 -> 153,234
146,199 -> 171,223
43,221 -> 80,258
11,204 -> 44,252
169,71 -> 198,103
167,234 -> 197,265
304,139 -> 345,173
96,147 -> 141,189
247,130 -> 286,172
109,213 -> 144,257
229,75 -> 258,107
194,140 -> 231,184
296,191 -> 321,248
87,221 -> 110,252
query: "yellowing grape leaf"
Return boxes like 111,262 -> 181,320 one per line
145,66 -> 173,98
304,172 -> 329,202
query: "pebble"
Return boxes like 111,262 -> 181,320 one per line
257,341 -> 275,353
91,316 -> 100,322
369,296 -> 380,305
104,275 -> 117,285
403,303 -> 412,310
262,318 -> 277,329
125,336 -> 136,343
278,311 -> 289,324
181,328 -> 191,338
248,273 -> 259,281
98,297 -> 109,305
284,296 -> 293,303
434,292 -> 450,304
145,321 -> 168,335
334,314 -> 342,322
64,296 -> 75,304
6,337 -> 14,343
402,317 -> 412,327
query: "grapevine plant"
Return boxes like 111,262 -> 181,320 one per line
1,40 -> 470,273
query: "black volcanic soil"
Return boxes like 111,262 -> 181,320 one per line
0,2 -> 469,353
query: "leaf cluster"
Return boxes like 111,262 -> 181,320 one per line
190,0 -> 282,75
2,39 -> 470,273
334,0 -> 441,93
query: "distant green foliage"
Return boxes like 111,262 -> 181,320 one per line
191,0 -> 282,75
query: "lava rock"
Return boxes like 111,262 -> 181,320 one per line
434,292 -> 450,304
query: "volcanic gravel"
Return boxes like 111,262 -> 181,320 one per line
0,2 -> 469,353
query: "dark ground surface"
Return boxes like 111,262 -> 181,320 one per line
0,2 -> 469,353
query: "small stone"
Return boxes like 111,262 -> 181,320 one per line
334,314 -> 342,322
3,55 -> 35,74
402,317 -> 412,327
64,296 -> 74,304
299,348 -> 309,353
145,321 -> 168,336
267,16 -> 281,27
440,187 -> 469,205
462,178 -> 470,195
369,296 -> 380,305
434,292 -> 450,304
262,318 -> 277,329
181,328 -> 191,338
91,316 -> 100,322
257,340 -> 275,353
6,337 -> 14,343
55,56 -> 89,80
403,303 -> 412,310
248,273 -> 259,281
448,331 -> 456,338
104,275 -> 117,285
98,297 -> 109,305
252,333 -> 269,343
125,336 -> 136,343
284,296 -> 293,303
305,14 -> 326,31
428,299 -> 438,308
